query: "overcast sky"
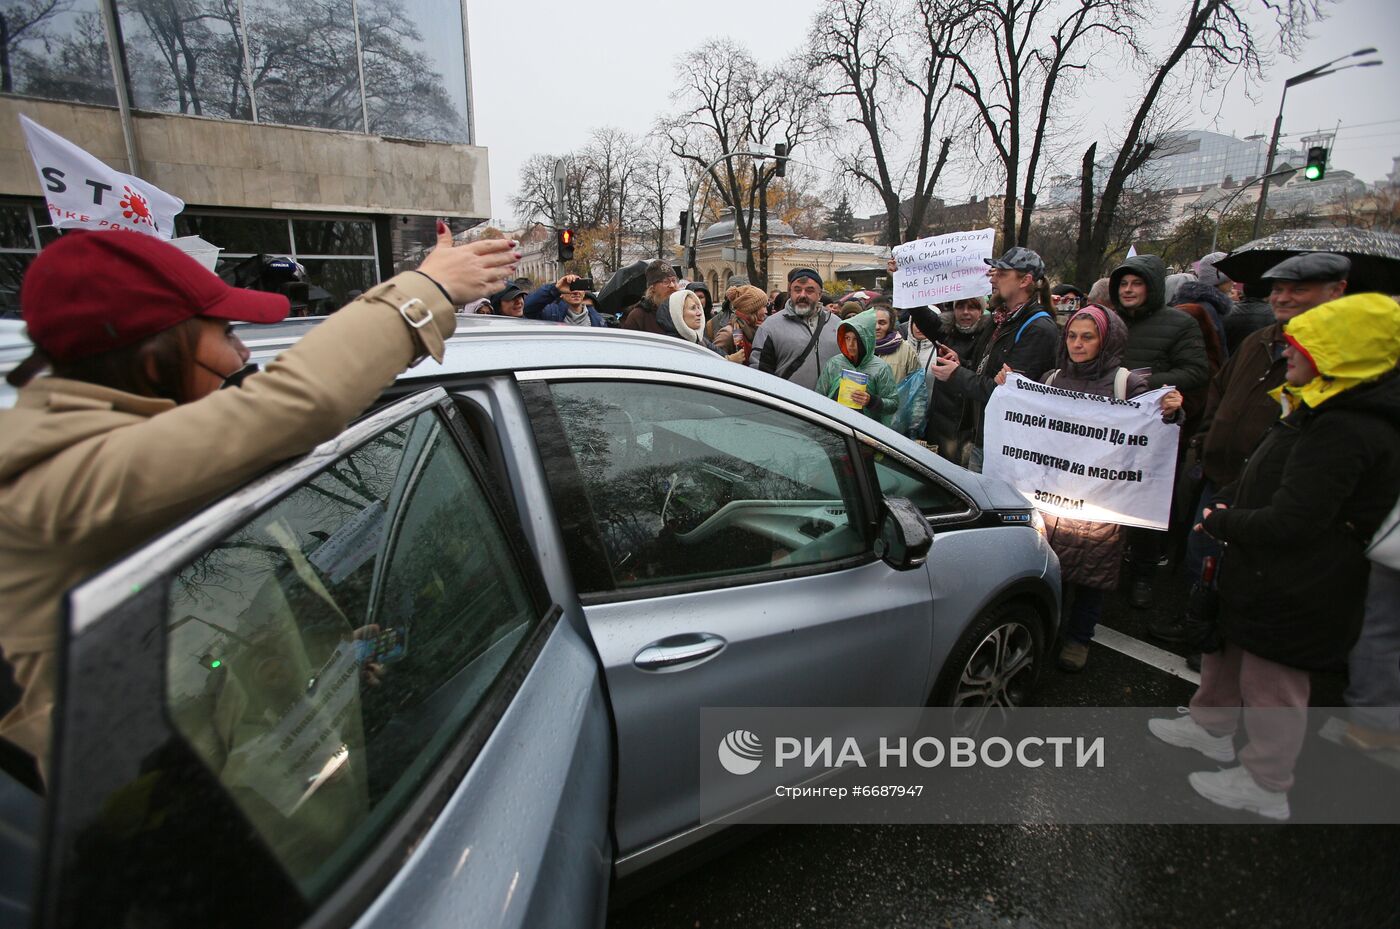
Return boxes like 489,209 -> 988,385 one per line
466,0 -> 1399,228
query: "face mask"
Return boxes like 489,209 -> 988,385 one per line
200,361 -> 258,390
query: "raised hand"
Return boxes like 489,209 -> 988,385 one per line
418,220 -> 520,303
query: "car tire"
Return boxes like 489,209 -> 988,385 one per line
927,599 -> 1044,721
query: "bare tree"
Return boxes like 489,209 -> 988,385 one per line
581,127 -> 645,272
664,38 -> 825,286
0,0 -> 66,93
1072,0 -> 1329,284
813,0 -> 964,248
636,142 -> 680,259
951,0 -> 1139,248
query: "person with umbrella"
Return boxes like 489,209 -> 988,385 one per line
1150,292 -> 1400,821
621,261 -> 680,334
1152,253 -> 1349,644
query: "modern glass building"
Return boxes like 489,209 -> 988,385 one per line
0,0 -> 487,316
1139,130 -> 1303,192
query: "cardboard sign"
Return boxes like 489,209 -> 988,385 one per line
891,228 -> 995,308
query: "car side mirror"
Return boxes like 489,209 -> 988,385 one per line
876,496 -> 933,570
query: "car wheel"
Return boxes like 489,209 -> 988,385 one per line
928,600 -> 1044,732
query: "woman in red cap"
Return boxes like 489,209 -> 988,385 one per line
0,225 -> 517,781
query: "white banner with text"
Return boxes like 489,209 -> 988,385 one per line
891,228 -> 994,308
983,374 -> 1180,529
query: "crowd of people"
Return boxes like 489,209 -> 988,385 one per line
1,222 -> 1397,826
462,243 -> 1399,824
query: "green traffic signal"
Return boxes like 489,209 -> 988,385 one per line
1304,145 -> 1328,182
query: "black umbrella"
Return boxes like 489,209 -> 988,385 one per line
1215,227 -> 1400,294
595,260 -> 650,316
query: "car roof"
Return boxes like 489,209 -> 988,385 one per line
244,315 -> 1006,509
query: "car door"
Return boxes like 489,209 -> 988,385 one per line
517,370 -> 935,864
37,388 -> 611,929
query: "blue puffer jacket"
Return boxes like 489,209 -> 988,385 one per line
523,283 -> 609,327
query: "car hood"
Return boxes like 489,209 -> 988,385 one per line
970,472 -> 1034,511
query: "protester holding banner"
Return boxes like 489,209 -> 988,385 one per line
931,247 -> 1058,472
814,308 -> 899,427
995,305 -> 1182,672
0,227 -> 519,780
1108,254 -> 1209,607
1150,293 -> 1400,822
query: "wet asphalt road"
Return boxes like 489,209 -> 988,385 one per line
608,575 -> 1400,929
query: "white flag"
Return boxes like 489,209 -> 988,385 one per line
20,114 -> 184,239
1126,244 -> 1138,258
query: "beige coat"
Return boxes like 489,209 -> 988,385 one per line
0,271 -> 457,776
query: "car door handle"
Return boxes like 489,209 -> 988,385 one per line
633,633 -> 727,672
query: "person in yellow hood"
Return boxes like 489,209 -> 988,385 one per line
1148,292 -> 1400,821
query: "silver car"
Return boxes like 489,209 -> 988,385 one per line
8,316 -> 1058,929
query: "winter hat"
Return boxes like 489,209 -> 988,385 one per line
1194,251 -> 1232,288
1164,272 -> 1194,306
646,260 -> 677,286
728,285 -> 767,319
666,290 -> 702,343
787,267 -> 823,288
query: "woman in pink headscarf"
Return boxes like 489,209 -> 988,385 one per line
999,304 -> 1183,672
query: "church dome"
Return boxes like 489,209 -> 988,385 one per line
698,208 -> 797,245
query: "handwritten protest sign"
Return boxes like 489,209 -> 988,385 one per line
983,374 -> 1181,529
891,228 -> 995,309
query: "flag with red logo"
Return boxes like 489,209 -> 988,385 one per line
19,114 -> 184,239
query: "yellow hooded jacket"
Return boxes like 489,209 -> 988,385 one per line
1273,292 -> 1400,413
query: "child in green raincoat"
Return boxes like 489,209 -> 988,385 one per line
815,308 -> 899,427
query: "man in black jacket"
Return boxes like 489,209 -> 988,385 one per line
930,247 -> 1058,472
1110,254 -> 1209,606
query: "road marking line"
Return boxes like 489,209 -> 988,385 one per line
1094,626 -> 1201,686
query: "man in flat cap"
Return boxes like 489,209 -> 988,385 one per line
748,267 -> 840,391
1152,252 -> 1349,643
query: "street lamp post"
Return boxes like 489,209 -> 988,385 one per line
680,146 -> 789,280
1251,47 -> 1382,239
1210,167 -> 1296,253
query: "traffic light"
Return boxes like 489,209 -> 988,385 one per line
557,227 -> 575,261
1303,146 -> 1328,182
774,143 -> 788,178
679,210 -> 690,245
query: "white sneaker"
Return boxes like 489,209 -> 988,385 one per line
1188,766 -> 1291,821
1148,714 -> 1237,762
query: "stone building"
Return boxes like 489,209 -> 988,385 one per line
693,210 -> 889,294
0,0 -> 487,316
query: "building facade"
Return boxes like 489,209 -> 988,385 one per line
693,211 -> 889,294
0,0 -> 488,316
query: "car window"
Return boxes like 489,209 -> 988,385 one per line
867,448 -> 969,517
546,380 -> 868,590
163,409 -> 538,901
